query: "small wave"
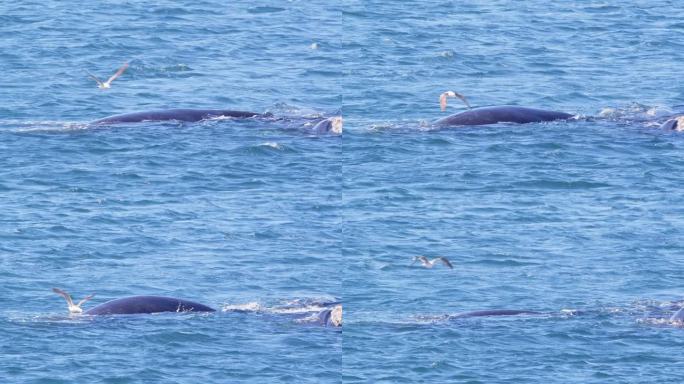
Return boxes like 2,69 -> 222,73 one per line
265,102 -> 327,119
637,317 -> 684,328
231,142 -> 295,156
511,179 -> 612,190
7,312 -> 95,324
258,142 -> 282,150
10,121 -> 90,133
270,304 -> 329,315
437,49 -> 455,58
221,302 -> 262,313
366,122 -> 402,132
559,309 -> 582,317
473,259 -> 540,267
135,63 -> 193,76
221,298 -> 338,315
247,6 -> 286,14
270,297 -> 338,314
597,103 -> 675,122
412,314 -> 450,324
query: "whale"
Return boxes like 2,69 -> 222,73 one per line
53,289 -> 340,326
84,295 -> 216,315
435,106 -> 574,126
89,108 -> 342,134
52,289 -> 214,315
449,309 -> 540,319
91,108 -> 264,125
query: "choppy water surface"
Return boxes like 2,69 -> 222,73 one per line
341,1 -> 684,383
3,1 -> 684,383
1,1 -> 341,383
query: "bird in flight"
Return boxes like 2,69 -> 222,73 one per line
411,256 -> 453,269
439,90 -> 471,111
52,288 -> 95,314
86,62 -> 129,89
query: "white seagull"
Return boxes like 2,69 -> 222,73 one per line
86,62 -> 129,89
411,256 -> 453,269
439,90 -> 471,111
52,288 -> 94,314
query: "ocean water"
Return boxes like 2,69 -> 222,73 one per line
2,1 -> 684,383
1,1 -> 341,383
342,1 -> 684,383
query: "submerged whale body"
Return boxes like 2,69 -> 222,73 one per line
435,106 -> 574,126
85,295 -> 216,315
91,108 -> 263,125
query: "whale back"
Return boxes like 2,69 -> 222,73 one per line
85,295 -> 216,315
92,109 -> 262,125
435,106 -> 573,126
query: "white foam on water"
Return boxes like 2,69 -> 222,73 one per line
221,302 -> 262,313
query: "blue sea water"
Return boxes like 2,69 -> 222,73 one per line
342,1 -> 684,383
1,1 -> 341,383
2,0 -> 684,383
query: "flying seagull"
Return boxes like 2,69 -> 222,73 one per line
439,90 -> 471,111
86,62 -> 129,89
52,288 -> 94,314
411,256 -> 453,269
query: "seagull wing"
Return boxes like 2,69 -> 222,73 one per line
439,92 -> 448,111
412,256 -> 429,265
52,288 -> 75,306
105,62 -> 129,85
77,294 -> 95,307
86,71 -> 104,86
452,91 -> 472,110
437,257 -> 453,269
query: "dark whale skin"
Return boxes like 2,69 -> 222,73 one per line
91,109 -> 263,125
435,106 -> 573,126
85,296 -> 215,315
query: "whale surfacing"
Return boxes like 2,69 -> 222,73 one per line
91,108 -> 263,125
53,288 -> 215,316
84,295 -> 216,315
435,106 -> 574,126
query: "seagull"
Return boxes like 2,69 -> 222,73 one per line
86,62 -> 129,89
52,288 -> 94,314
439,90 -> 471,111
411,256 -> 453,269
